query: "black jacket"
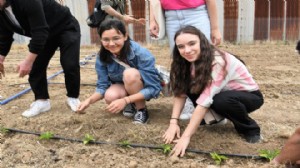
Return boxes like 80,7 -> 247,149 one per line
0,0 -> 75,56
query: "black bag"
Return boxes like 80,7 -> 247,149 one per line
86,0 -> 118,28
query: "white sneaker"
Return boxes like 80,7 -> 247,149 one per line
67,97 -> 80,112
204,109 -> 227,125
179,97 -> 195,120
22,100 -> 51,117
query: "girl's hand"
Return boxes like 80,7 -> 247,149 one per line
0,62 -> 4,79
149,19 -> 159,38
106,98 -> 127,113
211,28 -> 222,46
77,99 -> 90,113
170,135 -> 191,157
163,124 -> 181,144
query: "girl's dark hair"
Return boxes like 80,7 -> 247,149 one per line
170,26 -> 227,96
97,19 -> 131,63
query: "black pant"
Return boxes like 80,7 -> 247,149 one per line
29,17 -> 81,100
188,90 -> 264,136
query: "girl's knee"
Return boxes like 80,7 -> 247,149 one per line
104,91 -> 119,104
123,68 -> 141,84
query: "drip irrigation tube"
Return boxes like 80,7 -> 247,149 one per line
3,127 -> 264,160
0,70 -> 63,105
0,53 -> 96,105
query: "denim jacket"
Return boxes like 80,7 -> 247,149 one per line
95,40 -> 162,100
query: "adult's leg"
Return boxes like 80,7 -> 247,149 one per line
59,17 -> 81,98
165,5 -> 211,51
29,40 -> 58,100
165,9 -> 183,51
210,90 -> 264,136
181,5 -> 211,42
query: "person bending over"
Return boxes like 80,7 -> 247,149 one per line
0,0 -> 81,117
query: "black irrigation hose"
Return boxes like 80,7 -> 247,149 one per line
3,127 -> 264,160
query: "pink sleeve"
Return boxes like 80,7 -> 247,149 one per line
196,58 -> 228,107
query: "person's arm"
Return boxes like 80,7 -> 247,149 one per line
17,0 -> 49,77
133,43 -> 162,100
163,95 -> 187,144
0,17 -> 14,78
206,0 -> 222,45
0,55 -> 5,79
101,1 -> 136,24
272,126 -> 300,165
77,92 -> 103,113
22,0 -> 49,54
17,52 -> 37,78
77,57 -> 110,113
149,0 -> 159,38
170,105 -> 209,157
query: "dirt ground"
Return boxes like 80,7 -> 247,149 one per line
0,42 -> 299,168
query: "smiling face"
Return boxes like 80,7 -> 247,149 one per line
100,28 -> 128,55
175,33 -> 201,62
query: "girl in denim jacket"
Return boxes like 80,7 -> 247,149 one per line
78,19 -> 161,124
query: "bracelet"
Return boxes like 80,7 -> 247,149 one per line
123,98 -> 128,105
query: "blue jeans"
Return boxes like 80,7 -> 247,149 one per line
165,5 -> 211,52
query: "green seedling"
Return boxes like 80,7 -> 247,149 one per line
161,144 -> 172,155
83,134 -> 95,145
120,140 -> 131,148
39,131 -> 54,140
0,127 -> 9,134
259,149 -> 280,162
210,152 -> 228,165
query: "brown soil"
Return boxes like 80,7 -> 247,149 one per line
0,42 -> 299,168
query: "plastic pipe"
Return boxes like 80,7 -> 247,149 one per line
0,53 -> 96,105
3,127 -> 264,159
0,70 -> 63,105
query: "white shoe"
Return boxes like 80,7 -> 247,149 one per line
22,100 -> 51,117
204,109 -> 227,125
67,97 -> 80,112
179,97 -> 195,120
212,118 -> 228,126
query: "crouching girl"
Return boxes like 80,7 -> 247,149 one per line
78,19 -> 161,124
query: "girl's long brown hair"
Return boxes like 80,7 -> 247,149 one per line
170,26 -> 227,96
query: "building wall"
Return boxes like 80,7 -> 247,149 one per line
237,0 -> 255,42
13,0 -> 300,45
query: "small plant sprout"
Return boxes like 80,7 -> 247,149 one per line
83,134 -> 95,145
120,140 -> 131,148
259,149 -> 280,162
161,144 -> 172,155
0,127 -> 9,134
210,152 -> 228,165
39,131 -> 54,140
